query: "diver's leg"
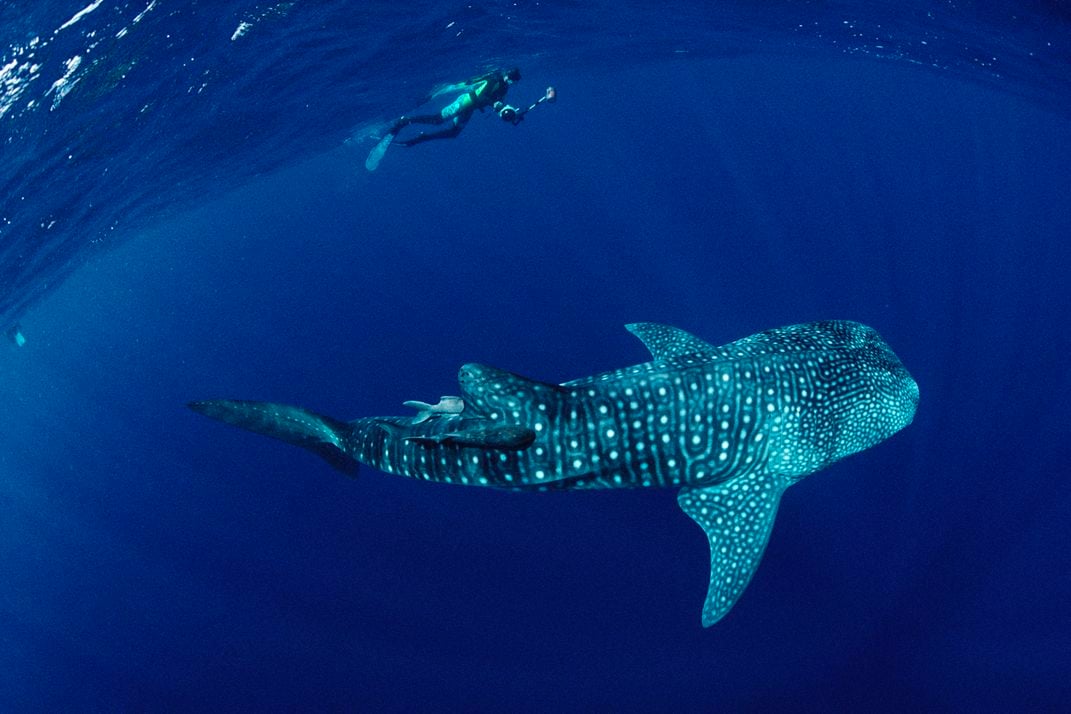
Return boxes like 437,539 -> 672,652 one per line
395,125 -> 463,146
390,114 -> 444,132
395,115 -> 467,146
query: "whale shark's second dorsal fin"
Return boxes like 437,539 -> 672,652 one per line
625,323 -> 717,360
458,363 -> 564,419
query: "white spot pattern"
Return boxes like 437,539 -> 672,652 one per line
239,321 -> 918,628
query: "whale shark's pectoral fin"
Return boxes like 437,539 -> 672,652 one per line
677,470 -> 789,627
625,323 -> 717,360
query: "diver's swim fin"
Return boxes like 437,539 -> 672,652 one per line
5,324 -> 25,347
365,130 -> 395,172
188,400 -> 359,476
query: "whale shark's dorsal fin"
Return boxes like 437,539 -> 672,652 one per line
625,323 -> 717,360
677,469 -> 790,627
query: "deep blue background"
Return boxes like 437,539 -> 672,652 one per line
2,4 -> 1071,711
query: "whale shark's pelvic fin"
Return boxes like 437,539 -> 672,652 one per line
625,323 -> 717,360
376,419 -> 536,451
405,426 -> 536,450
677,469 -> 790,627
188,400 -> 359,477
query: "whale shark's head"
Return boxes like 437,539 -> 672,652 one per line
867,329 -> 919,432
821,322 -> 919,461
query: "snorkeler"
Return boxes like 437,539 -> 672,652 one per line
365,68 -> 556,171
392,67 -> 522,147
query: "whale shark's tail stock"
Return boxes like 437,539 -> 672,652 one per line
188,400 -> 360,477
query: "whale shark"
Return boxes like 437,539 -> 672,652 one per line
190,320 -> 918,626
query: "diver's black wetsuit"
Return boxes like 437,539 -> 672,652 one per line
392,70 -> 516,147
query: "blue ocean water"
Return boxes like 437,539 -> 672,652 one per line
2,1 -> 1070,710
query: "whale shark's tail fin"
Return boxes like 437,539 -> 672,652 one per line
188,400 -> 359,477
